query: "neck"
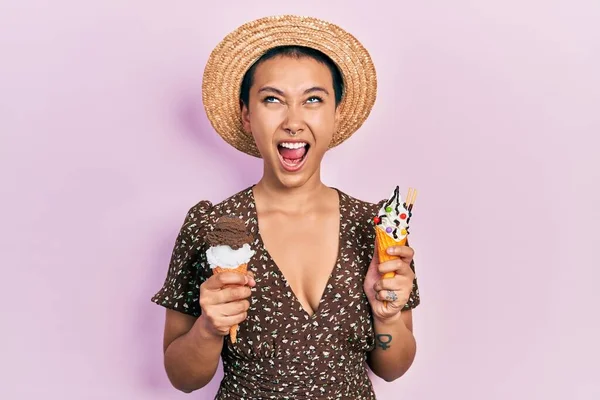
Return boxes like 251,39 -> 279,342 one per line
253,168 -> 329,213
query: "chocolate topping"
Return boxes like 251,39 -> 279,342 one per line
206,216 -> 253,250
377,186 -> 401,227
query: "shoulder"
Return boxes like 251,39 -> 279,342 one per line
336,188 -> 386,244
182,186 -> 254,230
337,188 -> 385,221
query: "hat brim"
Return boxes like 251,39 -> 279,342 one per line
202,15 -> 377,158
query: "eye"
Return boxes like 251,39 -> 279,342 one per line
306,96 -> 323,104
262,96 -> 280,104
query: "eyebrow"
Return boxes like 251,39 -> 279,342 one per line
304,86 -> 330,96
258,86 -> 285,96
257,86 -> 330,96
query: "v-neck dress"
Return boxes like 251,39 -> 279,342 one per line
151,186 -> 420,399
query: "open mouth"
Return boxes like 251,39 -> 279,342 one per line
277,141 -> 310,172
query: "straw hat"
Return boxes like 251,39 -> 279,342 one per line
201,15 -> 377,158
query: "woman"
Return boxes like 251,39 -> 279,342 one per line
151,15 -> 420,399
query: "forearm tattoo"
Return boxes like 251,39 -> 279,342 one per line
376,334 -> 392,350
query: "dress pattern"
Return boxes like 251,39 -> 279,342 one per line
151,186 -> 420,399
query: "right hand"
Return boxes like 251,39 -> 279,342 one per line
198,271 -> 256,338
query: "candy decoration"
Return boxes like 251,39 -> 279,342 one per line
401,229 -> 407,235
385,206 -> 392,213
386,227 -> 393,233
400,213 -> 407,220
373,217 -> 381,224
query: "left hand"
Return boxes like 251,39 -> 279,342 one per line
364,243 -> 415,321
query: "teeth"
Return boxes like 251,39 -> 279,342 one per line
279,142 -> 307,149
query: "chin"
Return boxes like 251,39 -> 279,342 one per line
262,139 -> 326,189
275,172 -> 314,189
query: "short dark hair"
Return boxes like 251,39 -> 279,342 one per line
239,45 -> 344,108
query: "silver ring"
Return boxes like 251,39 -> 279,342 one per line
385,290 -> 398,302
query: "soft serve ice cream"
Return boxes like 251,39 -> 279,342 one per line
373,186 -> 411,245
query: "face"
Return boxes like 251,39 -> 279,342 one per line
241,56 -> 340,188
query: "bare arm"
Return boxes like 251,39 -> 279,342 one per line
367,310 -> 416,382
161,272 -> 255,393
162,310 -> 224,393
364,241 -> 419,382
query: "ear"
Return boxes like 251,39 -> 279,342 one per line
240,101 -> 252,134
334,104 -> 341,132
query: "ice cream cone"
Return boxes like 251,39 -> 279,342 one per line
375,227 -> 406,264
213,264 -> 248,276
375,226 -> 407,308
376,226 -> 407,265
212,263 -> 248,343
373,186 -> 417,309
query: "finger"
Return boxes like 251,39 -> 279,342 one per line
386,300 -> 405,310
386,245 -> 414,261
377,290 -> 399,303
227,312 -> 249,326
374,275 -> 413,291
375,290 -> 406,308
216,313 -> 249,333
219,300 -> 250,317
378,259 -> 411,275
372,240 -> 379,264
218,285 -> 252,304
376,290 -> 405,309
204,271 -> 248,290
245,271 -> 256,287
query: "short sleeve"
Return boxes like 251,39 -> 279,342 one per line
151,200 -> 214,317
374,199 -> 421,311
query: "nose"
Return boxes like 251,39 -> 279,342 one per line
281,105 -> 305,136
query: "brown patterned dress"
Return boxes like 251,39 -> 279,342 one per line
151,186 -> 420,399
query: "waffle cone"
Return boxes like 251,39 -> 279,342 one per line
375,227 -> 407,264
375,227 -> 408,308
212,264 -> 248,276
212,263 -> 248,343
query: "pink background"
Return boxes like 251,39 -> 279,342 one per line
1,1 -> 599,399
